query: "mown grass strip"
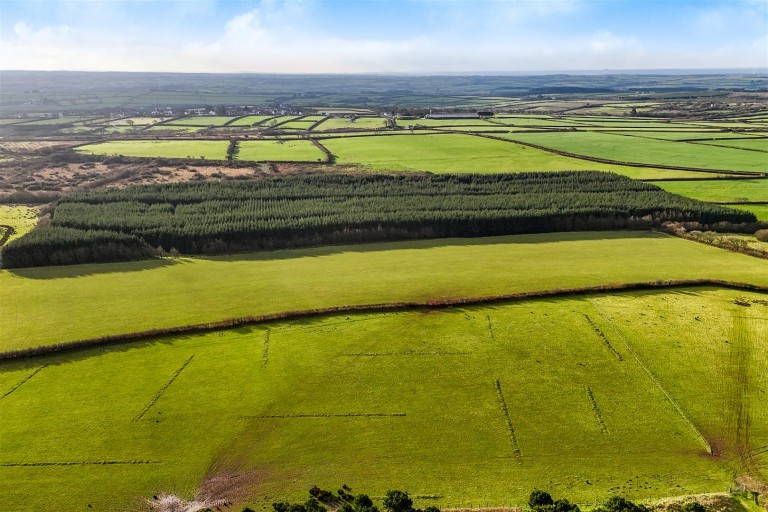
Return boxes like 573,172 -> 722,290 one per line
2,280 -> 767,362
239,413 -> 406,419
583,314 -> 623,360
133,355 -> 194,421
494,380 -> 521,457
1,364 -> 47,398
585,386 -> 609,434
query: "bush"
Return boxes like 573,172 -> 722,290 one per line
755,229 -> 768,242
529,490 -> 554,508
383,490 -> 413,512
680,504 -> 705,512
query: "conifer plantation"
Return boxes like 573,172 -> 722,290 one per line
1,172 -> 754,268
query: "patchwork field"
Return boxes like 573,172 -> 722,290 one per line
316,117 -> 387,131
502,132 -> 768,173
235,140 -> 327,162
76,140 -> 229,160
322,133 -> 724,178
165,116 -> 238,126
2,231 -> 768,354
1,287 -> 766,511
653,180 -> 768,203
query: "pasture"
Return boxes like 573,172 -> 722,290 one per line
75,140 -> 229,160
236,139 -> 327,162
0,205 -> 37,244
165,116 -> 238,126
322,133 -> 723,179
502,132 -> 768,173
653,179 -> 768,203
228,115 -> 276,126
315,117 -> 387,131
0,287 -> 766,511
2,231 -> 768,354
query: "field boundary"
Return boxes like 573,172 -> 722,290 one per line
239,413 -> 406,419
494,380 -> 521,457
261,329 -> 270,368
583,314 -> 623,360
0,460 -> 161,467
0,225 -> 15,247
133,355 -> 195,422
1,364 -> 47,398
467,131 -> 766,177
585,385 -> 609,434
2,279 -> 768,362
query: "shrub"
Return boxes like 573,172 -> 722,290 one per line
529,490 -> 554,509
755,229 -> 768,242
383,490 -> 413,512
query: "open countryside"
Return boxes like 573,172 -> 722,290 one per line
1,1 -> 768,510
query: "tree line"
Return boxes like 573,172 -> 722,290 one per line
1,172 -> 756,268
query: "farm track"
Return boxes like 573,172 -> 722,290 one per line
0,460 -> 161,467
583,314 -> 623,360
2,279 -> 768,362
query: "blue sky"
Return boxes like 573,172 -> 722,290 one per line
1,0 -> 766,72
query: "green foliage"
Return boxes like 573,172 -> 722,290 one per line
680,504 -> 706,512
383,490 -> 413,512
529,490 -> 554,508
597,496 -> 649,512
3,172 -> 753,267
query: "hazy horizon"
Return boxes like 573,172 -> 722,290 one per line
1,0 -> 766,74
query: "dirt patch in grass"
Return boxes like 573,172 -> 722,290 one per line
147,470 -> 263,512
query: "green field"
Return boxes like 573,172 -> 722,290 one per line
0,205 -> 37,244
653,179 -> 768,203
228,115 -> 276,126
2,231 -> 768,354
691,138 -> 768,152
236,139 -> 326,162
502,132 -> 768,173
1,287 -> 766,510
323,133 -> 724,179
735,204 -> 768,221
76,140 -> 229,160
316,117 -> 387,131
165,116 -> 239,126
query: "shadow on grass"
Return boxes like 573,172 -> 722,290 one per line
3,230 -> 671,279
5,257 -> 181,280
195,230 -> 671,264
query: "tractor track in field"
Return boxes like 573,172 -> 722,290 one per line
494,380 -> 521,457
728,314 -> 765,481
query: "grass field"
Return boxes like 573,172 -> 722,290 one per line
315,117 -> 387,131
502,132 -> 768,173
735,204 -> 768,221
76,140 -> 229,160
165,116 -> 238,126
1,287 -> 766,511
652,179 -> 768,203
0,205 -> 37,244
228,115 -> 276,126
2,231 -> 768,353
236,140 -> 326,162
691,138 -> 768,152
323,133 -> 726,179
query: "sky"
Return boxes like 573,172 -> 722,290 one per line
0,0 -> 766,73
